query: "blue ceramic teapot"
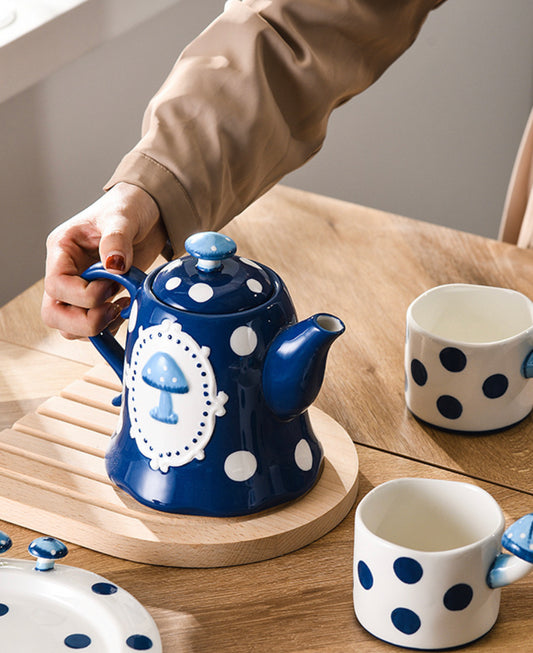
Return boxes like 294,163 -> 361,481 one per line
82,231 -> 344,516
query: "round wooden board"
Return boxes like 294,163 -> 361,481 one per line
110,406 -> 359,567
3,386 -> 358,567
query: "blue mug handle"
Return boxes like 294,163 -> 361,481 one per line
81,263 -> 146,381
487,513 -> 533,588
523,351 -> 533,378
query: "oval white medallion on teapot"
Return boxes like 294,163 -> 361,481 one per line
125,319 -> 228,472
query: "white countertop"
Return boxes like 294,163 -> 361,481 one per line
0,0 -> 182,103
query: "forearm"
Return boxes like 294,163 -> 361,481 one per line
105,0 -> 444,252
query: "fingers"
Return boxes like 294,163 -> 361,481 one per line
98,214 -> 135,275
42,292 -> 129,339
42,183 -> 163,340
98,183 -> 161,274
44,272 -> 119,311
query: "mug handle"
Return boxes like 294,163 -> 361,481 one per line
487,513 -> 533,588
522,351 -> 533,378
81,263 -> 146,381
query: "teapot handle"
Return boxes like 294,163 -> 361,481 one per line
81,263 -> 146,381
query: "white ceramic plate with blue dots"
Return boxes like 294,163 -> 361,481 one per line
0,558 -> 161,652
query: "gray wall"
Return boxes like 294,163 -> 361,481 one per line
0,0 -> 222,306
1,0 -> 533,306
287,0 -> 533,237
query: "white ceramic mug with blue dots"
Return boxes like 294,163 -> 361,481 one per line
405,284 -> 533,432
353,478 -> 533,650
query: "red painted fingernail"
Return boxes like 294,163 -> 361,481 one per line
106,302 -> 123,322
105,254 -> 125,272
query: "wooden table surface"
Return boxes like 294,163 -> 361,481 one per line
0,185 -> 531,651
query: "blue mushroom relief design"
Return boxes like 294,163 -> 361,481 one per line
125,319 -> 228,472
142,352 -> 189,424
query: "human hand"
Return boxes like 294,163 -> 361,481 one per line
42,182 -> 167,339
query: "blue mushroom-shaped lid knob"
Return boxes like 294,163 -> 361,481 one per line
0,531 -> 12,555
185,231 -> 237,272
502,513 -> 533,563
151,230 -> 273,313
28,536 -> 68,571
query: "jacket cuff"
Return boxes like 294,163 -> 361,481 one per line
104,150 -> 201,255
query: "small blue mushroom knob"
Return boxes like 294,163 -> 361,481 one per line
0,531 -> 12,555
28,536 -> 68,571
185,231 -> 237,272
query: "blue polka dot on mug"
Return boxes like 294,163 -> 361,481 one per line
405,284 -> 533,431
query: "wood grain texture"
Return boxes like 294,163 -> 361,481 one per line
0,341 -> 91,431
2,185 -> 531,492
0,280 -> 101,366
0,184 -> 531,651
222,186 -> 533,493
0,445 -> 529,653
0,369 -> 358,567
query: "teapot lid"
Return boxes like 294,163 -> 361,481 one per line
151,232 -> 274,314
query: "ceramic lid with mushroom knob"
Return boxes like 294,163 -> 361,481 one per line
150,231 -> 274,314
0,533 -> 162,652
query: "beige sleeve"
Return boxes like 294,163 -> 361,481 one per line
105,0 -> 445,252
499,108 -> 533,247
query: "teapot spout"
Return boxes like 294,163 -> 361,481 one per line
262,313 -> 345,420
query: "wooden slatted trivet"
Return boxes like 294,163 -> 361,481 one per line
0,363 -> 359,567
